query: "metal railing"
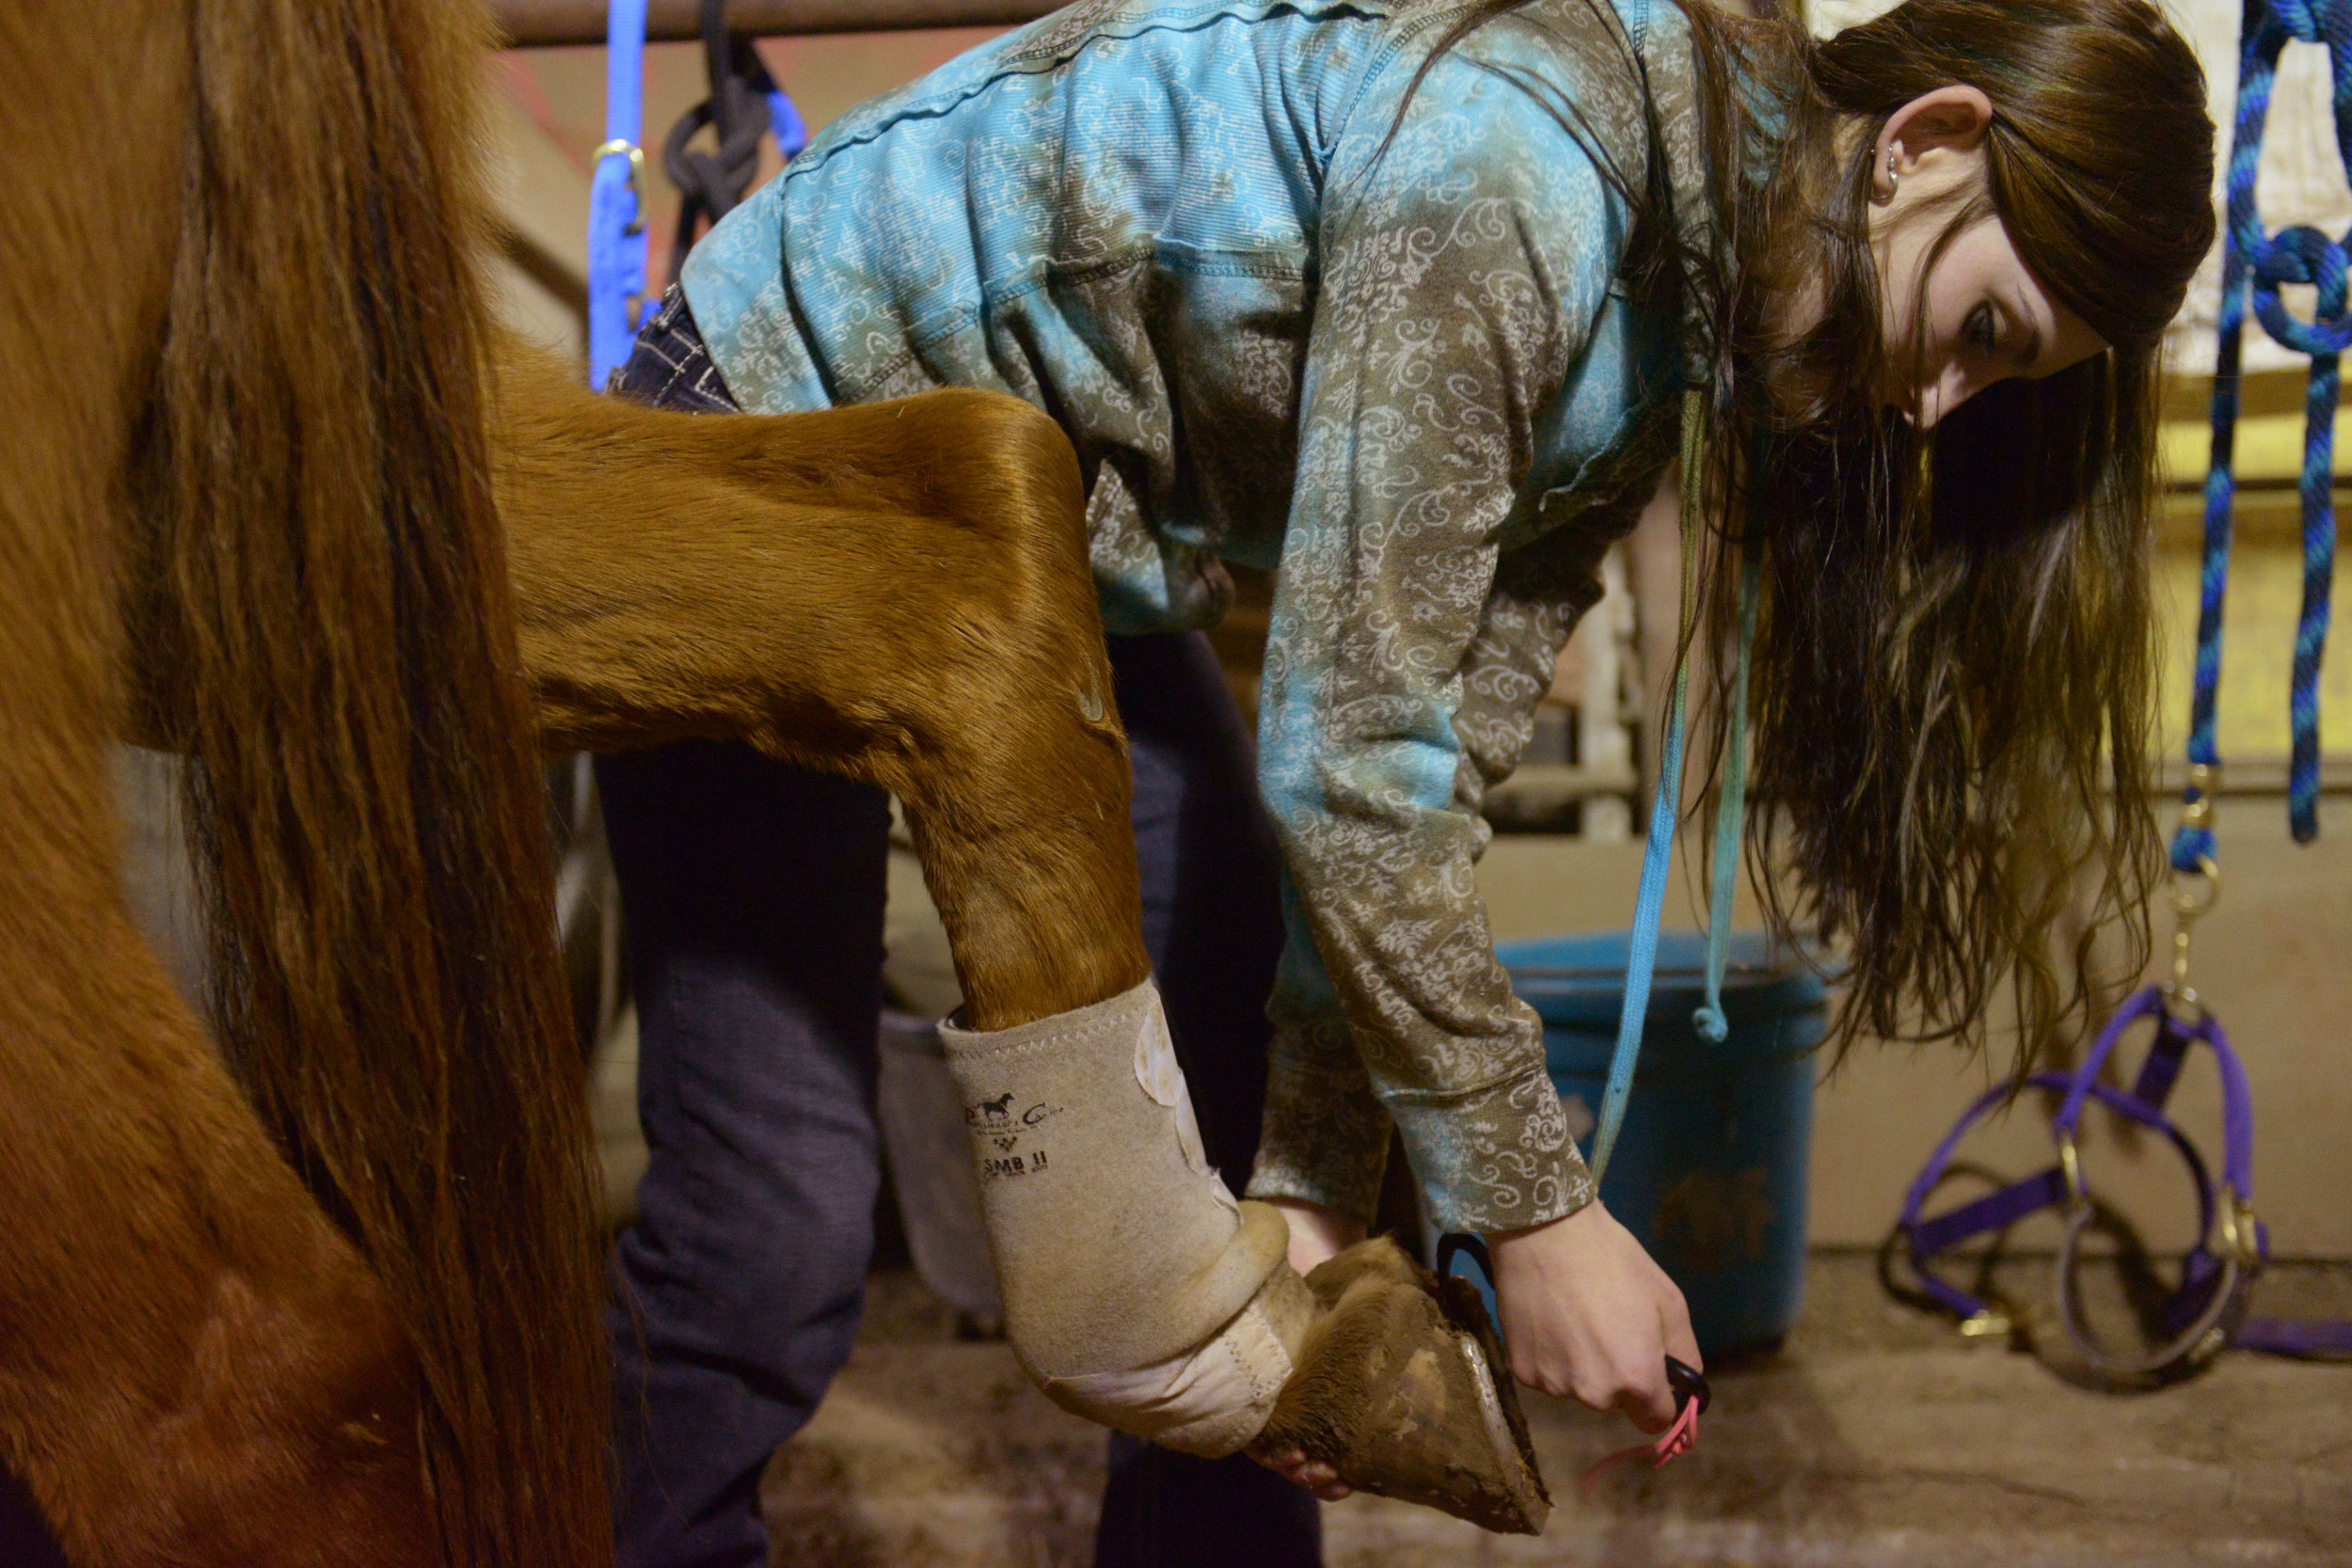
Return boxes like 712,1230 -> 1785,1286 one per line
496,0 -> 1063,47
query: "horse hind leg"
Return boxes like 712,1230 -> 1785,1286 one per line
496,364 -> 1551,1531
0,7 -> 443,1566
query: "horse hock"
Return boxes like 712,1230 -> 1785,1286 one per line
938,981 -> 1550,1532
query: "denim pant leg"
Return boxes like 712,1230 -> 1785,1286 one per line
0,1466 -> 68,1568
597,741 -> 891,1568
1094,632 -> 1322,1568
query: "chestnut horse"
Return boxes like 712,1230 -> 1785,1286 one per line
0,0 -> 1141,1562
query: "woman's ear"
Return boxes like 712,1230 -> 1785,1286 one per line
1871,85 -> 1994,201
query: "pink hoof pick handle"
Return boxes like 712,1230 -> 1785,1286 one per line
1580,1356 -> 1708,1490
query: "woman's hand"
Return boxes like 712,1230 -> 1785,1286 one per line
1486,1200 -> 1699,1433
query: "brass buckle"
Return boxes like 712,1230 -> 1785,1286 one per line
1958,1309 -> 2012,1339
2056,1128 -> 2089,1212
2215,1188 -> 2263,1266
2162,852 -> 2220,1023
594,138 -> 647,236
2178,762 -> 2218,833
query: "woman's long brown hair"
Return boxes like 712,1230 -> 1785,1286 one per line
1410,0 -> 2215,1067
1719,0 -> 2213,1063
144,0 -> 608,1560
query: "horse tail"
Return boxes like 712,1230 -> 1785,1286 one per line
149,1 -> 608,1561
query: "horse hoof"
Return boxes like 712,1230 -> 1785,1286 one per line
1248,1237 -> 1550,1534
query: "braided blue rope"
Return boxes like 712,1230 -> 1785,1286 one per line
768,87 -> 809,161
2176,15 -> 2265,871
2291,286 -> 2340,844
2185,0 -> 2350,863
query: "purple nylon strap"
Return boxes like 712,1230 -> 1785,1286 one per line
2237,1316 -> 2352,1355
2054,992 -> 2256,1201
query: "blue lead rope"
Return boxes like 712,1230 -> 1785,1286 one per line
767,85 -> 809,161
592,1 -> 804,386
2182,0 -> 2347,863
1591,390 -> 1753,1181
589,0 -> 650,389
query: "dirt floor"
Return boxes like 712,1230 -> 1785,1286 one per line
766,1252 -> 2352,1568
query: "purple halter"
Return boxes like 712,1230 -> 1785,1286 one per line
1895,985 -> 2351,1386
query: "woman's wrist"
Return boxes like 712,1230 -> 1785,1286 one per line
1484,1193 -> 1602,1254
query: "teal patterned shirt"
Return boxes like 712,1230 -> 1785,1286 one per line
683,0 -> 1711,1233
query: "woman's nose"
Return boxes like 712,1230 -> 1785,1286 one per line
1915,362 -> 1978,432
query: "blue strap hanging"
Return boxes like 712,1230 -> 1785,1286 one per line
1591,389 -> 1754,1180
768,84 -> 808,163
588,0 -> 650,389
1691,541 -> 1759,1048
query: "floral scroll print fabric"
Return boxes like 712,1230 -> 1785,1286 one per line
683,0 -> 1707,1233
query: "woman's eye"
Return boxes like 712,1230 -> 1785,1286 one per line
1966,306 -> 1997,356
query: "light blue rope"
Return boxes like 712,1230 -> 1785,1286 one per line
1692,544 -> 1760,1046
1593,619 -> 1690,1182
588,0 -> 649,389
1592,391 -> 1707,1181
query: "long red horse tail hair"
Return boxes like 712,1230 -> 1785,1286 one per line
148,1 -> 609,1560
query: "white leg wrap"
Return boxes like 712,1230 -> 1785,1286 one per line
938,980 -> 1308,1456
1041,1265 -> 1315,1455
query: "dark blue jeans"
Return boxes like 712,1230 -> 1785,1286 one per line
0,1467 -> 68,1568
598,631 -> 1318,1568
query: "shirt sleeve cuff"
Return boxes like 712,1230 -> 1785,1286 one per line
1244,1011 -> 1392,1228
1386,1064 -> 1595,1235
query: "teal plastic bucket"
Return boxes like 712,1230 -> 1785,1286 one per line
1493,931 -> 1827,1357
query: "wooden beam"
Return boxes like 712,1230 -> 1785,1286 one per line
495,0 -> 1061,47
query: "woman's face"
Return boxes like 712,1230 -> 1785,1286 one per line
1875,201 -> 2106,430
1866,87 -> 2106,429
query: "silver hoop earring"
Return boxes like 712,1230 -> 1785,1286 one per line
1880,149 -> 1900,203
